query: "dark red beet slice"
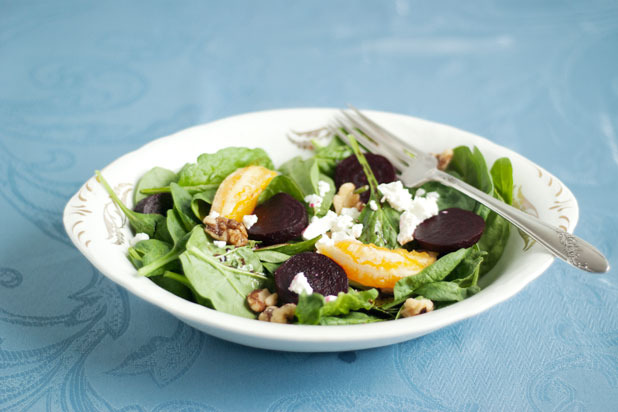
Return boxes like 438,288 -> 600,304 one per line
133,193 -> 173,215
248,193 -> 308,245
275,252 -> 348,304
335,153 -> 396,202
414,207 -> 485,253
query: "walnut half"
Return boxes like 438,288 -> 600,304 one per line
400,297 -> 434,318
258,303 -> 296,324
203,214 -> 248,247
435,148 -> 454,171
333,182 -> 363,214
247,289 -> 279,313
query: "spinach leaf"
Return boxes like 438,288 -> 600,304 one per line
127,239 -> 173,273
163,271 -> 208,305
141,184 -> 219,196
490,157 -> 514,206
256,236 -> 319,255
446,146 -> 493,194
393,248 -> 471,301
257,174 -> 305,204
320,312 -> 383,325
278,157 -> 335,216
150,273 -> 194,301
295,289 -> 379,325
170,183 -> 199,231
313,136 -> 352,176
417,181 -> 477,211
96,171 -> 171,242
177,147 -> 274,187
137,231 -> 192,277
166,209 -> 188,245
477,212 -> 510,275
254,250 -> 291,263
446,246 -> 485,287
134,167 -> 177,204
179,228 -> 267,318
413,281 -> 472,302
278,156 -> 319,197
190,189 -> 217,221
347,136 -> 399,248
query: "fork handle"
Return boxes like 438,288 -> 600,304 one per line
430,169 -> 609,273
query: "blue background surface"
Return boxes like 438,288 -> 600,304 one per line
1,1 -> 617,410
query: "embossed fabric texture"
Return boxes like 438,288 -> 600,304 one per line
1,1 -> 616,411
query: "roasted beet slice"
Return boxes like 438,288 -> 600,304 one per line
414,207 -> 485,253
335,153 -> 396,202
275,252 -> 348,304
133,193 -> 174,215
248,193 -> 308,245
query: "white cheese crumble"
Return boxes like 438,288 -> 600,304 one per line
318,180 -> 331,197
213,240 -> 227,248
210,210 -> 220,218
288,272 -> 313,295
324,295 -> 338,303
302,209 -> 364,246
368,200 -> 378,211
304,193 -> 323,209
242,214 -> 258,229
396,190 -> 440,245
377,181 -> 412,211
130,232 -> 149,246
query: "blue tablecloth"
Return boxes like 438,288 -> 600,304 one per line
2,1 -> 617,410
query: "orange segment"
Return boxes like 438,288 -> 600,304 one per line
210,165 -> 278,221
317,240 -> 437,288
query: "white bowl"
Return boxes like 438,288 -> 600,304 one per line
63,108 -> 578,352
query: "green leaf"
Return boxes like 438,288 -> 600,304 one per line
278,156 -> 319,198
170,183 -> 199,232
256,236 -> 319,255
95,171 -> 169,240
490,157 -> 514,205
254,250 -> 291,263
413,282 -> 469,302
177,147 -> 274,187
150,273 -> 194,301
477,212 -> 510,275
179,229 -> 267,318
166,209 -> 188,245
313,136 -> 352,176
295,293 -> 325,325
137,231 -> 192,277
417,181 -> 477,211
393,248 -> 471,301
258,175 -> 305,204
446,146 -> 493,194
446,247 -> 485,287
190,189 -> 217,221
294,289 -> 379,325
134,167 -> 177,204
357,202 -> 399,249
320,312 -> 383,325
321,289 -> 379,317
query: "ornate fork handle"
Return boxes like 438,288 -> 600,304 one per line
431,169 -> 609,273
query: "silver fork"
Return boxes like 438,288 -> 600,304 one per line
330,106 -> 609,273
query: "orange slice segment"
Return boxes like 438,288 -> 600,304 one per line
317,240 -> 437,288
210,165 -> 278,222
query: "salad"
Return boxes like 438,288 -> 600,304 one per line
96,131 -> 514,325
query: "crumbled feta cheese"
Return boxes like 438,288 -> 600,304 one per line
377,181 -> 412,212
397,191 -> 440,245
213,240 -> 227,248
415,188 -> 426,197
303,210 -> 363,244
210,210 -> 220,218
242,214 -> 258,229
288,272 -> 313,295
324,295 -> 338,303
340,207 -> 360,219
318,180 -> 331,197
130,232 -> 149,246
368,200 -> 378,211
304,194 -> 323,209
